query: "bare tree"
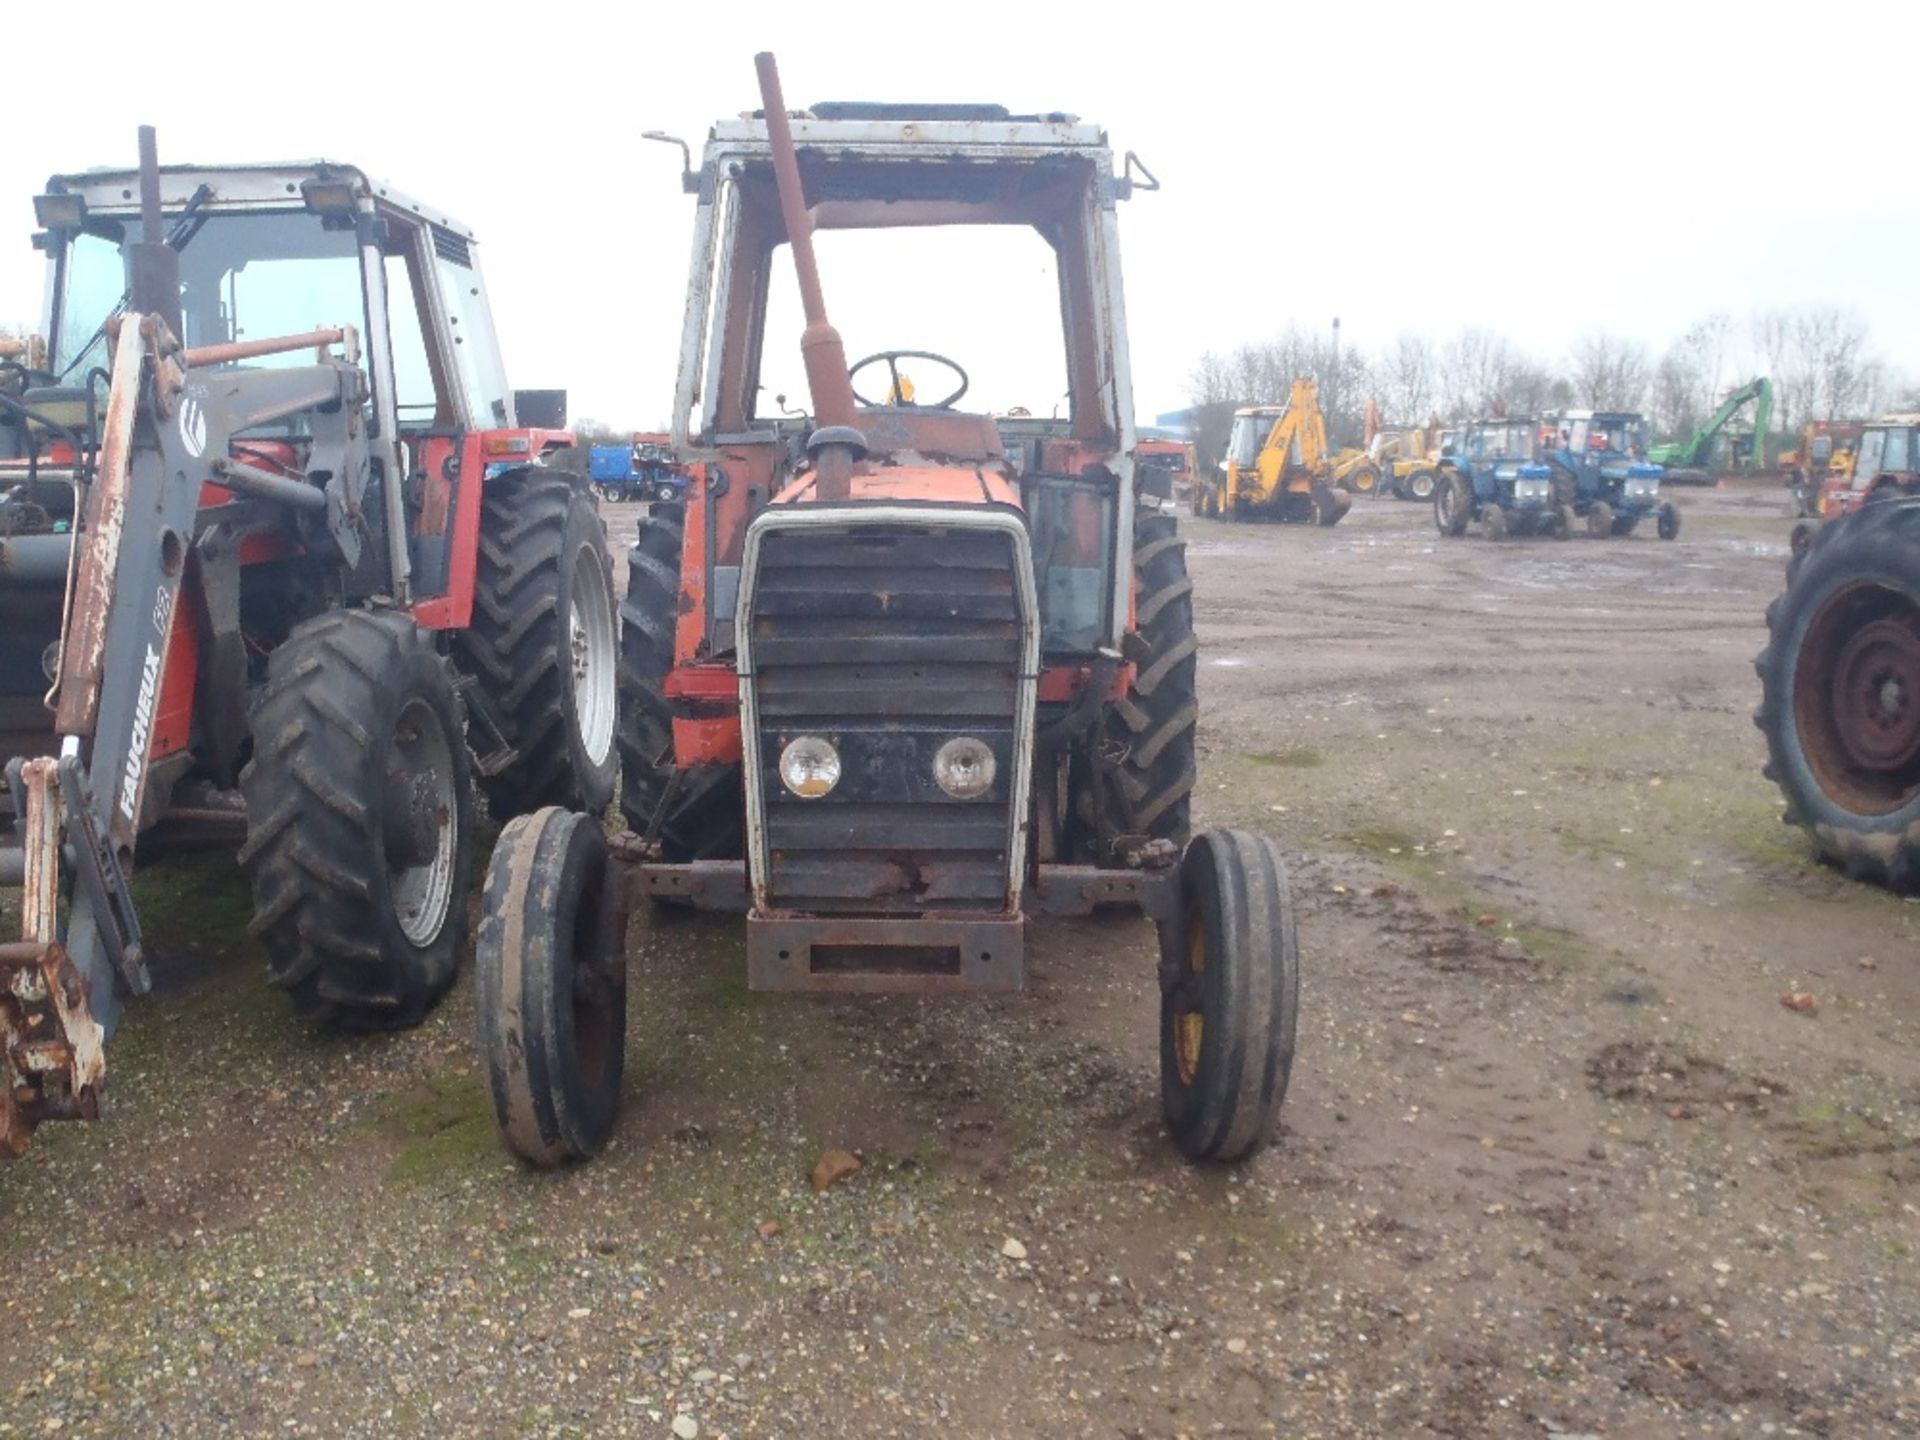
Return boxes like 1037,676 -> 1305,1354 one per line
1569,331 -> 1652,411
1650,350 -> 1702,437
1375,333 -> 1437,425
1792,306 -> 1880,421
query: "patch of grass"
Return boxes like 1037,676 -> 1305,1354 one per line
373,1071 -> 502,1185
1784,1096 -> 1902,1160
1249,747 -> 1324,769
1346,825 -> 1421,860
131,850 -> 256,953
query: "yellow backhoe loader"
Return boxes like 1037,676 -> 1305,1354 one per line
1214,378 -> 1370,525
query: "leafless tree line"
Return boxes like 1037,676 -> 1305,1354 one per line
1186,307 -> 1912,466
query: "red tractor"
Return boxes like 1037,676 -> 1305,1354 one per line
474,55 -> 1299,1168
0,132 -> 617,1156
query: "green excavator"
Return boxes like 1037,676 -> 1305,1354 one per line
1650,377 -> 1772,484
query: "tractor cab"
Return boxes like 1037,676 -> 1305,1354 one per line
1821,415 -> 1920,519
1541,409 -> 1676,538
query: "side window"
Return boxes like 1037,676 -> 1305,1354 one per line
431,227 -> 511,428
383,249 -> 439,426
1857,430 -> 1886,480
1886,429 -> 1913,475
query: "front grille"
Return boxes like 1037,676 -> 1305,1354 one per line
741,515 -> 1034,915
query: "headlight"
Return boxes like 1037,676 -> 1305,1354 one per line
1625,478 -> 1659,499
777,736 -> 841,799
1513,480 -> 1549,503
932,737 -> 997,799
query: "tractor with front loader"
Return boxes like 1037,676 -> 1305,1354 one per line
474,54 -> 1300,1168
0,133 -> 618,1158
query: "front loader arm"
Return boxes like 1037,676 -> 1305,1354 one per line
2,316 -> 373,1158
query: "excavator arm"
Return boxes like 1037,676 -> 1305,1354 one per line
1655,377 -> 1773,470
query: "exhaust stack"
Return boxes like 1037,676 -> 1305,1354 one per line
754,51 -> 862,500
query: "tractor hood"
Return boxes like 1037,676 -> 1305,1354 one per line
773,463 -> 1022,510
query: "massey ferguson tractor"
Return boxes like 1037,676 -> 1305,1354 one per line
474,54 -> 1300,1168
0,132 -> 618,1157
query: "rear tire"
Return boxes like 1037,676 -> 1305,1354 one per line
454,470 -> 618,819
240,610 -> 473,1030
1407,469 -> 1438,502
1073,512 -> 1198,858
1159,829 -> 1299,1163
477,807 -> 626,1166
1435,472 -> 1471,537
618,504 -> 743,859
1757,499 -> 1920,890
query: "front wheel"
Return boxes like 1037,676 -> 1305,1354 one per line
1159,830 -> 1299,1163
1657,503 -> 1681,541
1406,469 -> 1438,503
1586,500 -> 1616,538
653,481 -> 681,503
1549,503 -> 1575,539
477,807 -> 627,1166
1482,503 -> 1508,541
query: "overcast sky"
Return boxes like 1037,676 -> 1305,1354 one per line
8,1 -> 1916,428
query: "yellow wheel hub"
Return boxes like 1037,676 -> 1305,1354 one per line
1175,907 -> 1207,1086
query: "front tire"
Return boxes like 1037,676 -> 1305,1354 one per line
1586,500 -> 1615,538
1159,830 -> 1299,1163
454,470 -> 618,819
1406,469 -> 1438,503
1657,503 -> 1681,541
1482,503 -> 1508,541
240,610 -> 473,1030
1757,500 -> 1920,890
477,807 -> 626,1166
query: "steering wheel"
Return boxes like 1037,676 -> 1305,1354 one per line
848,350 -> 970,410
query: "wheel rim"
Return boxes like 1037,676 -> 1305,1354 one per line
1412,473 -> 1435,500
569,552 -> 618,767
1174,906 -> 1207,1086
1795,583 -> 1920,815
388,697 -> 458,947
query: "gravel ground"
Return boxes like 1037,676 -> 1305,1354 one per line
3,481 -> 1916,1438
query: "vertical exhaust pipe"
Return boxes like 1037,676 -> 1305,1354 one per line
754,52 -> 863,500
127,126 -> 182,341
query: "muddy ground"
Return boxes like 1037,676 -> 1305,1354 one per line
3,483 -> 1916,1438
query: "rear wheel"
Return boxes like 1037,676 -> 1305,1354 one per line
1435,473 -> 1471,537
1073,512 -> 1198,858
1345,465 -> 1381,497
618,504 -> 743,859
1758,500 -> 1920,890
240,610 -> 473,1030
1159,829 -> 1299,1163
1406,469 -> 1438,502
454,470 -> 618,819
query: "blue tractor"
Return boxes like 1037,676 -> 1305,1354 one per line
1433,417 -> 1566,540
588,439 -> 686,503
1541,410 -> 1680,540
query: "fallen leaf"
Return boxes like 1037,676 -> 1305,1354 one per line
1780,992 -> 1817,1015
809,1149 -> 861,1193
757,1220 -> 782,1239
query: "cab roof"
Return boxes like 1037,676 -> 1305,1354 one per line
40,160 -> 478,240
